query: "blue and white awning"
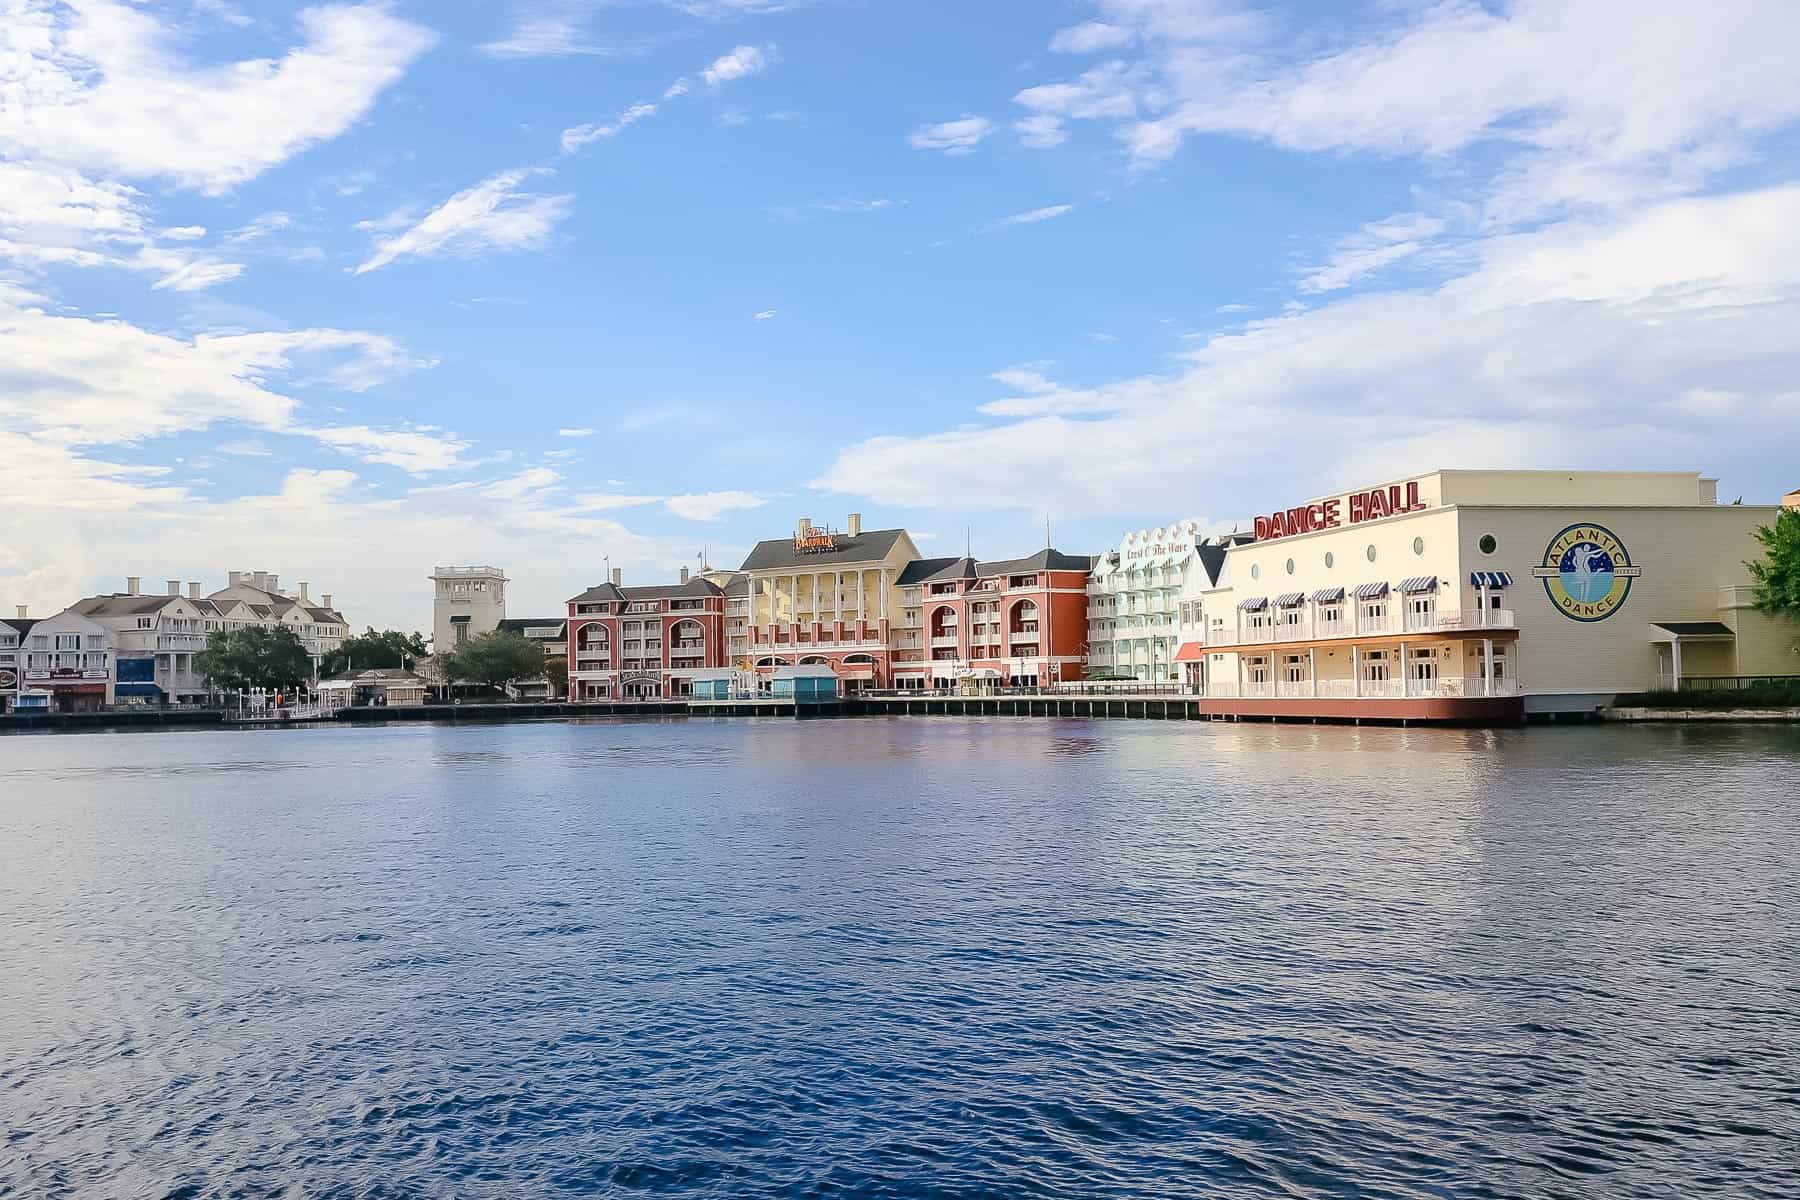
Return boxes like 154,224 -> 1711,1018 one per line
1273,592 -> 1306,607
1470,571 -> 1514,589
1311,586 -> 1346,603
1398,576 -> 1439,594
1353,582 -> 1389,599
1237,596 -> 1268,611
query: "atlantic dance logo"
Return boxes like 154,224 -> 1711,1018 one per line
1532,522 -> 1641,622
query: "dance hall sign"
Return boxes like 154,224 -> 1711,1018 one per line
1253,481 -> 1429,542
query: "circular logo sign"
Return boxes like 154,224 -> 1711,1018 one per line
1533,522 -> 1642,621
0,668 -> 15,689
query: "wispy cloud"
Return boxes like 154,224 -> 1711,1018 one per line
909,116 -> 994,155
354,168 -> 573,274
561,102 -> 658,154
557,427 -> 596,438
984,204 -> 1074,232
703,44 -> 770,87
665,490 -> 765,521
752,309 -> 777,321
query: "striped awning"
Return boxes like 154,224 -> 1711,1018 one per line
1311,586 -> 1346,603
1470,571 -> 1514,588
1399,576 -> 1439,594
1238,596 -> 1268,611
1353,582 -> 1389,599
1273,592 -> 1306,607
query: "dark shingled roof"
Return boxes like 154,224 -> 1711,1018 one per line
975,549 -> 1095,577
1194,543 -> 1230,587
2,617 -> 37,636
1651,621 -> 1735,637
566,578 -> 725,605
740,528 -> 910,571
304,607 -> 347,624
496,618 -> 567,639
723,573 -> 750,597
897,557 -> 977,585
71,593 -> 186,617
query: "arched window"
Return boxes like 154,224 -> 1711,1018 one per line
670,619 -> 705,655
1009,600 -> 1040,636
929,606 -> 957,638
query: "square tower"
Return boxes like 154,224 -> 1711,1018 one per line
431,566 -> 508,654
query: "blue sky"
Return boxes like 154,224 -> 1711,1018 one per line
4,0 -> 1800,631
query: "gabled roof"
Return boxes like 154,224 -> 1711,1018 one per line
975,548 -> 1095,577
723,572 -> 750,597
567,578 -> 725,604
740,528 -> 910,571
71,593 -> 184,617
1,617 -> 37,636
897,556 -> 977,585
1194,543 -> 1230,587
302,606 -> 346,624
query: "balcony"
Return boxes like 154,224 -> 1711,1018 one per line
1216,608 -> 1517,648
1204,675 -> 1521,700
930,635 -> 960,649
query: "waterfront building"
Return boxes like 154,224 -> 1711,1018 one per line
204,571 -> 349,669
739,515 -> 919,692
1188,470 -> 1797,720
431,565 -> 507,654
19,607 -> 114,711
566,568 -> 728,700
1784,486 -> 1799,511
893,550 -> 1094,690
494,618 -> 568,699
1086,524 -> 1245,684
72,580 -> 211,704
723,574 -> 751,666
319,668 -> 429,708
0,608 -> 33,713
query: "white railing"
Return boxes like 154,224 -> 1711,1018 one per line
930,636 -> 959,648
1217,607 -> 1517,647
1202,675 -> 1521,700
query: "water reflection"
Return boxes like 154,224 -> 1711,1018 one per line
0,718 -> 1795,1198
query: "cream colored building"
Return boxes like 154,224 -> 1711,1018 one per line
739,514 -> 920,690
431,565 -> 508,653
1085,522 -> 1242,683
1183,470 -> 1795,718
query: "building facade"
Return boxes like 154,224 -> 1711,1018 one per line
1183,470 -> 1796,720
0,609 -> 33,713
567,569 -> 728,700
19,608 -> 114,711
739,515 -> 918,692
1086,523 -> 1243,684
893,550 -> 1093,689
495,618 -> 568,699
431,566 -> 508,654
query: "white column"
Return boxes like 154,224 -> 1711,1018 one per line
857,570 -> 866,635
1352,645 -> 1361,698
1309,646 -> 1317,698
1478,583 -> 1490,628
1482,638 -> 1495,696
1670,636 -> 1683,690
1399,640 -> 1408,697
879,570 -> 888,621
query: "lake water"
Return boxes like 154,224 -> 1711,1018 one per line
1,718 -> 1797,1198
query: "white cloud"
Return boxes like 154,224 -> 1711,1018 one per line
986,204 -> 1074,231
1014,114 -> 1069,149
1301,212 -> 1449,293
665,490 -> 766,521
0,1 -> 437,194
664,78 -> 692,99
557,427 -> 596,438
561,102 -> 658,154
812,185 -> 1800,516
702,44 -> 769,87
298,425 -> 469,474
909,116 -> 995,155
354,168 -> 574,274
753,309 -> 777,320
573,492 -> 663,511
990,364 -> 1058,395
162,225 -> 207,241
1050,21 -> 1134,53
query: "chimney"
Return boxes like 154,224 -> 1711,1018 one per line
321,594 -> 333,610
166,579 -> 180,597
252,572 -> 268,591
848,512 -> 862,537
228,571 -> 242,588
15,605 -> 27,620
266,574 -> 279,595
188,582 -> 201,600
297,582 -> 310,602
126,576 -> 141,596
611,567 -> 623,588
798,517 -> 813,536
679,566 -> 690,585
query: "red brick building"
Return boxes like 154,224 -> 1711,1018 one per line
893,549 -> 1093,690
566,569 -> 727,700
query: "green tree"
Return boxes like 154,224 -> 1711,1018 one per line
543,653 -> 568,699
323,627 -> 429,676
196,625 -> 314,692
438,632 -> 547,693
1747,508 -> 1800,636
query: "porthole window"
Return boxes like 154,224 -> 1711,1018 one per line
1285,558 -> 1295,575
1250,564 -> 1261,580
1324,552 -> 1334,569
1366,545 -> 1378,563
1478,534 -> 1498,555
1412,537 -> 1426,556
